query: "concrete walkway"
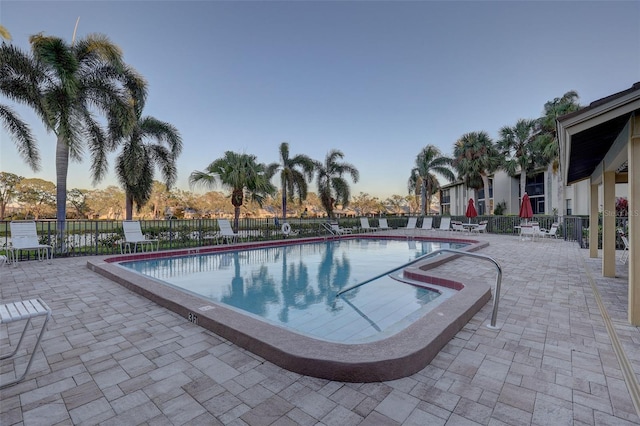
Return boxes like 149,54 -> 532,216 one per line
1,233 -> 638,425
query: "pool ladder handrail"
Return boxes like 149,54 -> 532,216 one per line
335,248 -> 503,329
320,222 -> 338,236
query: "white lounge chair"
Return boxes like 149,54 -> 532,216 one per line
378,218 -> 391,231
121,221 -> 159,254
419,217 -> 433,233
218,219 -> 241,243
471,220 -> 488,234
359,217 -> 378,232
0,298 -> 52,388
8,221 -> 53,264
437,217 -> 451,233
330,222 -> 352,235
540,223 -> 559,239
403,217 -> 418,235
451,221 -> 465,233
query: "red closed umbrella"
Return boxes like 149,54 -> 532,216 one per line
519,193 -> 533,222
465,198 -> 478,223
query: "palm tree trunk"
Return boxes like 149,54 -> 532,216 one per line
481,173 -> 491,214
55,135 -> 68,253
282,191 -> 287,221
420,183 -> 427,215
520,171 -> 527,199
125,193 -> 134,220
233,205 -> 240,232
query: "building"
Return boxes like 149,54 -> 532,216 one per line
558,81 -> 639,325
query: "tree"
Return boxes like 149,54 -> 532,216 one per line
190,151 -> 276,231
268,142 -> 315,221
0,26 -> 40,172
408,145 -> 455,215
86,186 -> 125,219
115,71 -> 182,220
67,188 -> 90,219
0,171 -> 23,219
16,178 -> 56,219
351,192 -> 383,216
497,119 -> 543,199
315,149 -> 359,219
536,91 -> 581,217
1,32 -> 135,250
452,131 -> 501,214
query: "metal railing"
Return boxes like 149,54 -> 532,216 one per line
336,248 -> 503,329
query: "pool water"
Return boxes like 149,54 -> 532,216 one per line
120,239 -> 464,343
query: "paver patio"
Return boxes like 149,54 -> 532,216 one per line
1,232 -> 638,425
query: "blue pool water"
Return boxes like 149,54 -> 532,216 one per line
120,239 -> 465,343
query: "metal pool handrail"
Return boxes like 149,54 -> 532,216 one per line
335,248 -> 503,328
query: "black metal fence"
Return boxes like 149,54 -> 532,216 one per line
1,215 -> 613,260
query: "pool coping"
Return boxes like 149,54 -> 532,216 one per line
87,235 -> 491,382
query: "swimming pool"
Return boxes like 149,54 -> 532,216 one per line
118,239 -> 463,343
88,235 -> 491,382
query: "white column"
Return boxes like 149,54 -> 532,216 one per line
602,170 -> 616,277
590,182 -> 599,258
629,115 -> 640,325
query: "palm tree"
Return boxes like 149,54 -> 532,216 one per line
268,142 -> 315,221
408,145 -> 455,215
452,131 -> 501,213
497,119 -> 543,199
115,71 -> 183,220
536,91 -> 581,217
0,27 -> 40,172
1,33 -> 134,249
315,149 -> 359,219
189,151 -> 276,231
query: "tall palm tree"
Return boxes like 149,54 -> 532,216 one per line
497,118 -> 542,199
0,27 -> 40,172
268,142 -> 315,221
408,145 -> 455,215
189,151 -> 276,231
315,149 -> 359,218
536,91 -> 581,217
452,131 -> 501,213
1,33 -> 134,249
115,71 -> 183,220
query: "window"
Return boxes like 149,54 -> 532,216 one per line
566,199 -> 572,216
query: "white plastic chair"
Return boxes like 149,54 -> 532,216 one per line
620,234 -> 629,264
540,223 -> 559,239
403,217 -> 418,235
471,221 -> 488,234
419,217 -> 433,233
330,222 -> 352,235
378,218 -> 391,231
451,221 -> 465,233
120,221 -> 159,254
359,217 -> 378,232
218,219 -> 241,243
0,298 -> 52,388
438,217 -> 451,233
8,221 -> 53,264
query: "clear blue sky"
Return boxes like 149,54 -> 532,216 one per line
1,1 -> 639,200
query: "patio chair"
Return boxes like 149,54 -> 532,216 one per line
451,221 -> 465,233
419,217 -> 433,233
519,224 -> 538,241
378,218 -> 391,231
619,234 -> 629,265
403,217 -> 418,235
471,220 -> 488,234
359,217 -> 378,233
218,219 -> 241,243
0,298 -> 52,388
330,222 -> 352,235
540,223 -> 559,239
8,221 -> 53,265
120,221 -> 159,254
437,217 -> 451,233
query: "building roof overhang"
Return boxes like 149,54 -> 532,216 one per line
558,82 -> 640,185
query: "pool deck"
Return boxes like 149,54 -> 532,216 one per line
1,232 -> 639,425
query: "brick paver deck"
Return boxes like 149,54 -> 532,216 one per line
1,233 -> 638,425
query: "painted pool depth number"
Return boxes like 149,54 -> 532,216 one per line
187,312 -> 198,324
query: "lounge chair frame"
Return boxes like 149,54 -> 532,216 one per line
120,221 -> 159,254
0,299 -> 52,388
8,221 -> 53,265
